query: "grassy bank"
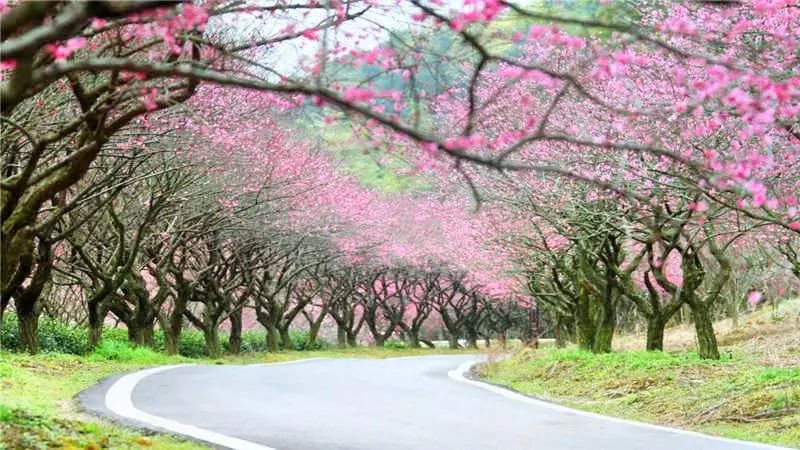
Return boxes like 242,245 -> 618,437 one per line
1,344 -> 474,450
479,301 -> 800,448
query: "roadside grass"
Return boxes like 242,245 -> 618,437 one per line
479,301 -> 800,449
1,344 -> 478,449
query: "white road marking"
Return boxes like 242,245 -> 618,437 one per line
448,360 -> 791,450
105,363 -> 276,450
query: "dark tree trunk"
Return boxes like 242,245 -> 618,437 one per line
346,331 -> 357,347
554,326 -> 567,348
229,310 -> 242,355
407,329 -> 420,348
308,317 -> 324,348
18,307 -> 40,354
465,330 -> 478,349
337,325 -> 346,348
164,328 -> 179,355
140,325 -> 154,348
87,302 -> 106,349
280,327 -> 293,350
497,333 -> 507,349
204,326 -> 220,358
592,302 -> 615,354
645,316 -> 665,351
164,297 -> 187,355
691,302 -> 720,360
448,334 -> 459,349
576,295 -> 595,351
127,322 -> 141,346
265,326 -> 280,353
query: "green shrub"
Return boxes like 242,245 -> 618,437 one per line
1,313 -> 87,355
289,331 -> 328,351
87,340 -> 169,363
383,339 -> 408,349
1,313 -> 20,351
2,313 -> 329,356
175,330 -> 207,358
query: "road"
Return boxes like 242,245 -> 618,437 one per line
79,355 -> 787,450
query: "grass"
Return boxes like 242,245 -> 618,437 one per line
479,300 -> 800,449
1,344 -> 477,450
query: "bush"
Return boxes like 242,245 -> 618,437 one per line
87,340 -> 169,363
289,331 -> 328,351
1,313 -> 87,355
383,339 -> 408,349
175,330 -> 207,358
2,313 -> 328,356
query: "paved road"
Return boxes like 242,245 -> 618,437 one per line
80,356 -> 786,450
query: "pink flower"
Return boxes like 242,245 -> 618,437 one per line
0,59 -> 15,80
141,88 -> 158,111
49,37 -> 87,61
342,87 -> 374,102
747,291 -> 762,306
789,221 -> 800,231
688,201 -> 709,213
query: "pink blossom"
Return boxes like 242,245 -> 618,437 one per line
747,291 -> 762,306
49,37 -> 87,61
343,87 -> 374,102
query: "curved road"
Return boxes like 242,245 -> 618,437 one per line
80,356 -> 787,450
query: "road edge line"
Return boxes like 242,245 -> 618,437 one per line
104,361 -> 320,450
448,360 -> 791,450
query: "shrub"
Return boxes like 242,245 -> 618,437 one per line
289,331 -> 328,350
383,339 -> 408,349
1,313 -> 87,355
87,340 -> 168,363
175,330 -> 208,358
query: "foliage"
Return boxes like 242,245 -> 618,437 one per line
288,331 -> 329,351
1,314 -> 328,357
1,313 -> 88,355
383,339 -> 409,349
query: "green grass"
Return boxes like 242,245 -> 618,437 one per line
1,345 -> 477,449
478,348 -> 800,448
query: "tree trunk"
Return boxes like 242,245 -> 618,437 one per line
576,297 -> 595,351
592,319 -> 614,353
127,322 -> 141,346
229,310 -> 242,355
728,298 -> 739,329
18,307 -> 40,354
374,336 -> 385,348
497,333 -> 507,349
280,327 -> 293,350
645,315 -> 665,351
466,331 -> 478,349
691,302 -> 720,360
591,297 -> 616,353
554,326 -> 567,348
308,319 -> 323,348
87,303 -> 105,349
448,334 -> 459,349
162,298 -> 186,355
141,325 -> 154,348
204,326 -> 220,358
265,326 -> 280,353
337,325 -> 346,348
407,329 -> 420,348
346,331 -> 357,347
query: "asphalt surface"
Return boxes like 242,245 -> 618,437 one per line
79,355 -> 784,450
